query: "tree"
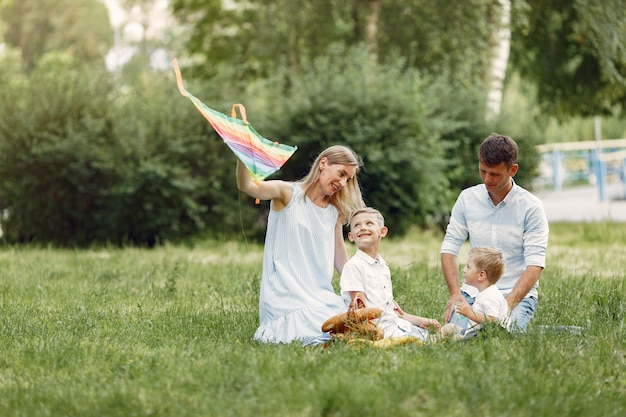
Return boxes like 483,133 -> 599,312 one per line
171,0 -> 356,81
171,0 -> 498,88
169,0 -> 512,234
0,52 -> 118,244
0,0 -> 113,69
0,51 -> 235,246
352,0 -> 381,59
511,0 -> 626,118
110,0 -> 183,78
242,47 -> 451,235
376,1 -> 496,84
486,0 -> 511,120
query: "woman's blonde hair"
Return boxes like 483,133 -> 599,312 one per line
298,145 -> 365,224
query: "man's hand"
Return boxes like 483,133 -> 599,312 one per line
444,294 -> 466,323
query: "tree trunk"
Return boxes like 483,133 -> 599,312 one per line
486,0 -> 511,120
365,0 -> 381,58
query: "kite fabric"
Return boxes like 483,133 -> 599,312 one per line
172,58 -> 297,184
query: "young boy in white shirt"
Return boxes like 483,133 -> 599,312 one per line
441,246 -> 510,339
340,207 -> 440,341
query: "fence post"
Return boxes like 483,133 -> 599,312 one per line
591,148 -> 607,201
594,116 -> 606,201
622,158 -> 626,199
551,148 -> 563,191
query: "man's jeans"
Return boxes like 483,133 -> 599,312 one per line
506,294 -> 537,332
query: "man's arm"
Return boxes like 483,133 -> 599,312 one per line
440,192 -> 469,322
441,252 -> 466,322
506,201 -> 548,309
505,265 -> 544,310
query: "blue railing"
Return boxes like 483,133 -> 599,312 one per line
536,139 -> 626,201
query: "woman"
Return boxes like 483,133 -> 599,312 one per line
237,145 -> 365,345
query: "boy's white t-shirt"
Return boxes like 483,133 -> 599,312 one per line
468,284 -> 510,329
340,249 -> 428,340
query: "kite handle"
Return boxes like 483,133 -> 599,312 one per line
231,104 -> 248,124
233,103 -> 258,203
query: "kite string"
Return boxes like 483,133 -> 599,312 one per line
237,186 -> 249,249
231,103 -> 258,241
231,103 -> 261,204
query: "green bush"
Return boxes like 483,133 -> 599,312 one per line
108,71 -> 232,245
0,52 -> 119,245
0,48 -> 545,246
0,53 -> 246,246
413,70 -> 492,228
495,73 -> 547,189
244,47 -> 451,236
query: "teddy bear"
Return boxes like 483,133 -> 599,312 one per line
321,298 -> 424,348
321,307 -> 384,342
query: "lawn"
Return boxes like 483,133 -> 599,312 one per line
1,222 -> 625,416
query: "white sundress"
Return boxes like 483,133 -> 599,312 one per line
253,184 -> 346,346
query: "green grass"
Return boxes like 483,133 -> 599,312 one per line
1,223 -> 625,416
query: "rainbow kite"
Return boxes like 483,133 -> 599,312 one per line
172,58 -> 297,183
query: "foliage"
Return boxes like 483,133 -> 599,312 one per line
544,115 -> 626,143
0,0 -> 113,69
108,70 -> 239,245
2,0 -> 610,245
377,0 -> 497,83
0,223 -> 625,416
171,0 -> 357,81
415,69 -> 546,221
243,47 -> 450,235
419,70 -> 491,193
0,46 -> 543,245
0,52 -> 246,246
0,52 -> 118,245
493,72 -> 546,187
171,0 -> 498,88
169,0 -> 531,233
511,0 -> 626,118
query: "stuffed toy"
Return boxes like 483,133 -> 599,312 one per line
321,307 -> 384,341
322,305 -> 425,348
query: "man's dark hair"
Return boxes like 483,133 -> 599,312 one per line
478,133 -> 518,168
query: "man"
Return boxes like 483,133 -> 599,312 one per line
441,133 -> 549,331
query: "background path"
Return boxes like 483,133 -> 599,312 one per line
535,182 -> 626,222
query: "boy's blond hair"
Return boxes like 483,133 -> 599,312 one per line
349,207 -> 385,231
468,246 -> 505,284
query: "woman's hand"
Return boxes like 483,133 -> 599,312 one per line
236,160 -> 292,209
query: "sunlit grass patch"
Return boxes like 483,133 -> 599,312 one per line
0,222 -> 625,416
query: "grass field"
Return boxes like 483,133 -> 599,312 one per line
1,222 -> 625,416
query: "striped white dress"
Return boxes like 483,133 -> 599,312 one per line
253,184 -> 345,345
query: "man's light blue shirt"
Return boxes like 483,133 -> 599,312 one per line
440,180 -> 549,299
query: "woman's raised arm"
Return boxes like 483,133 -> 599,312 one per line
236,160 -> 293,208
